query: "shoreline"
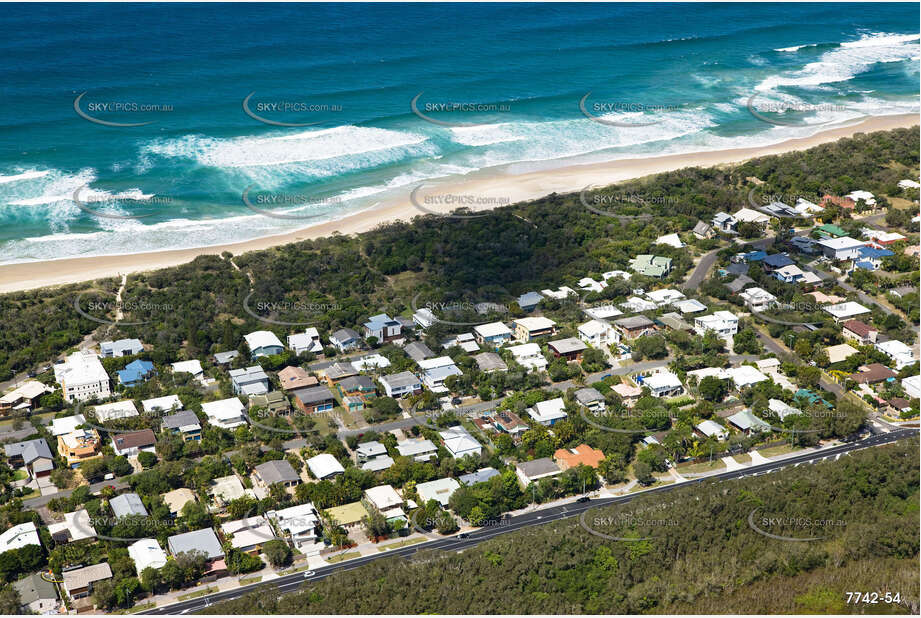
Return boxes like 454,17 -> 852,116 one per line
1,113 -> 917,294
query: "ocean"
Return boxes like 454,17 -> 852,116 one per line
0,2 -> 917,264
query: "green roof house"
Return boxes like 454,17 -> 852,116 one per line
629,254 -> 673,278
814,224 -> 847,239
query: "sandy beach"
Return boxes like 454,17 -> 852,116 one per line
1,113 -> 917,294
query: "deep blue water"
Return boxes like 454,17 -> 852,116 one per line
0,3 -> 917,263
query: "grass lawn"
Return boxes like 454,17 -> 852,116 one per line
757,444 -> 802,458
326,551 -> 361,563
628,478 -> 674,493
732,453 -> 751,465
278,564 -> 313,576
238,575 -> 262,585
12,469 -> 28,481
676,459 -> 726,474
19,488 -> 40,500
177,586 -> 218,601
128,602 -> 156,613
378,537 -> 427,552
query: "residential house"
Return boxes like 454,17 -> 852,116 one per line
548,337 -> 587,362
727,409 -> 771,435
655,232 -> 684,249
739,287 -> 777,312
693,220 -> 714,239
62,563 -> 112,601
352,353 -> 391,371
171,360 -> 204,381
395,438 -> 437,462
48,509 -> 97,544
574,387 -> 605,413
128,538 -> 168,574
363,314 -> 402,343
612,382 -> 642,407
117,359 -> 156,387
92,400 -> 139,423
305,453 -> 344,480
516,291 -> 543,312
507,343 -> 548,371
733,207 -> 770,225
646,288 -> 685,307
417,356 -> 463,392
640,371 -> 683,398
12,572 -> 59,614
694,311 -> 739,338
328,328 -> 361,353
817,237 -> 866,261
675,299 -> 708,314
254,460 -> 301,489
513,317 -> 557,342
210,475 -> 255,508
583,304 -> 623,321
438,426 -> 482,459
336,375 -> 377,400
325,502 -> 370,529
110,493 -> 148,519
0,522 -> 40,555
142,394 -> 182,414
219,516 -> 275,555
112,429 -> 156,457
415,477 -> 461,507
4,438 -> 53,479
355,441 -> 388,465
515,458 -> 561,487
541,286 -> 577,300
554,444 -> 605,470
527,398 -> 567,426
711,212 -> 737,233
459,467 -> 500,486
324,361 -> 358,386
213,350 -> 239,366
100,338 -> 143,358
54,351 -> 111,403
875,340 -> 917,370
613,315 -> 656,339
0,381 -> 52,414
201,397 -> 247,429
473,322 -> 513,346
291,385 -> 336,414
249,391 -> 291,416
412,308 -> 437,330
768,399 -> 801,420
854,246 -> 895,271
229,366 -> 270,396
902,374 -> 921,399
57,429 -> 102,468
287,328 -> 323,355
726,274 -> 755,294
773,264 -> 821,284
578,319 -> 618,347
244,330 -> 284,358
848,363 -> 898,385
277,366 -> 319,391
823,302 -> 871,323
161,410 -> 202,442
826,343 -> 859,365
842,319 -> 878,345
270,503 -> 320,548
761,254 -> 795,272
629,254 -> 672,278
162,488 -> 197,517
404,341 -> 436,363
470,352 -> 504,373
696,419 -> 729,441
380,371 -> 423,398
167,528 -> 225,570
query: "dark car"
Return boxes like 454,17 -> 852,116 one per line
576,496 -> 590,503
458,532 -> 470,539
451,397 -> 462,405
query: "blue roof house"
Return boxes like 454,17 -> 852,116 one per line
118,359 -> 156,387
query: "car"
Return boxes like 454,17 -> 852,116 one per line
576,496 -> 590,503
303,570 -> 316,578
458,532 -> 469,538
451,397 -> 462,405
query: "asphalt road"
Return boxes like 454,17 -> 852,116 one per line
141,428 -> 918,615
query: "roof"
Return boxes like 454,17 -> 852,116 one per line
826,343 -> 859,364
62,563 -> 112,592
643,371 -> 683,390
529,398 -> 568,423
202,397 -> 246,420
554,444 -> 605,469
162,410 -> 201,431
168,528 -> 224,560
101,338 -> 143,356
762,254 -> 795,268
674,299 -> 708,314
548,337 -> 587,355
843,319 -> 876,337
727,410 -> 771,432
516,458 -> 561,480
817,236 -> 866,251
849,363 -> 898,384
142,394 -> 183,412
655,232 -> 685,248
48,509 -> 97,542
325,501 -> 370,526
574,387 -> 604,405
395,438 -> 437,457
13,572 -> 58,605
474,352 -> 507,372
330,328 -> 360,343
514,317 -> 556,331
112,429 -> 156,451
439,426 -> 482,457
278,366 -> 318,390
614,315 -> 655,330
162,488 -> 197,514
213,350 -> 240,364
210,475 -> 248,503
244,330 -> 284,351
404,341 -> 436,362
658,312 -> 693,331
823,301 -> 871,319
415,477 -> 461,506
380,371 -> 421,389
361,455 -> 395,471
271,503 -> 319,536
117,359 -> 155,384
364,484 -> 403,510
815,223 -> 847,237
92,400 -> 139,422
306,453 -> 345,479
517,291 -> 544,307
338,375 -> 375,392
128,538 -> 168,573
171,359 -> 203,376
458,467 -> 500,486
696,419 -> 728,437
255,460 -> 300,485
292,385 -> 335,405
4,438 -> 53,464
110,493 -> 148,518
693,221 -> 713,235
356,441 -> 387,458
474,322 -> 512,338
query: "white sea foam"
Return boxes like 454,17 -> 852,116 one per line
757,31 -> 920,92
0,169 -> 51,184
775,43 -> 820,52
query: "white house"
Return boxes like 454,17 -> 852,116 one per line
244,331 -> 284,358
733,208 -> 770,224
412,308 -> 437,329
583,304 -> 623,321
696,420 -> 729,441
823,301 -> 871,323
141,395 -> 183,414
674,299 -> 708,314
288,328 -> 323,355
655,233 -> 684,249
578,320 -> 619,347
507,343 -> 548,371
306,453 -> 345,480
438,426 -> 482,459
846,190 -> 876,207
351,353 -> 391,371
92,400 -> 139,423
694,311 -> 739,338
417,356 -> 463,393
646,288 -> 685,307
53,351 -> 111,403
128,539 -> 168,574
379,371 -> 422,398
640,371 -> 683,398
739,287 -> 777,312
527,398 -> 568,426
577,277 -> 607,294
415,477 -> 461,507
0,522 -> 41,554
201,398 -> 247,429
395,438 -> 438,462
817,237 -> 866,261
875,340 -> 917,370
473,322 -> 513,346
902,374 -> 921,399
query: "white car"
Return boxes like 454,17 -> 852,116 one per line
303,570 -> 316,579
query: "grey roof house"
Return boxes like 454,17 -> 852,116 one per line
253,460 -> 301,488
167,528 -> 224,561
404,341 -> 435,363
4,438 -> 54,478
229,366 -> 270,396
110,493 -> 148,519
